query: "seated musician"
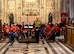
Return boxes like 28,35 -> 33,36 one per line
44,23 -> 51,39
31,28 -> 35,38
11,24 -> 18,33
55,24 -> 60,42
10,24 -> 19,40
50,24 -> 56,42
3,24 -> 10,37
55,24 -> 60,36
21,29 -> 28,39
9,30 -> 15,42
40,24 -> 45,39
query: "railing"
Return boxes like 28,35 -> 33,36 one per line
65,26 -> 74,48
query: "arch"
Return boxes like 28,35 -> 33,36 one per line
8,13 -> 14,25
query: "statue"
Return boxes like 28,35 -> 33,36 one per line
48,13 -> 53,24
8,13 -> 14,25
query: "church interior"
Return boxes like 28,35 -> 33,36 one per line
0,0 -> 74,54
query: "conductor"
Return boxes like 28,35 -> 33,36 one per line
33,18 -> 41,43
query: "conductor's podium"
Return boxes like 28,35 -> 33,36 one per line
18,38 -> 36,43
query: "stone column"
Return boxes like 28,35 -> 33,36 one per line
60,0 -> 68,24
2,0 -> 5,24
53,0 -> 61,24
4,0 -> 7,23
40,0 -> 45,23
69,0 -> 74,19
0,0 -> 1,18
61,0 -> 67,12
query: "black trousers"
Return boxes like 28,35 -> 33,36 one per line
35,28 -> 40,43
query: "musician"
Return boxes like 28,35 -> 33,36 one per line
55,24 -> 60,42
3,24 -> 10,37
11,24 -> 18,33
61,14 -> 66,26
44,23 -> 51,39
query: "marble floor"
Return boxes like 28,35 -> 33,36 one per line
0,39 -> 74,54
